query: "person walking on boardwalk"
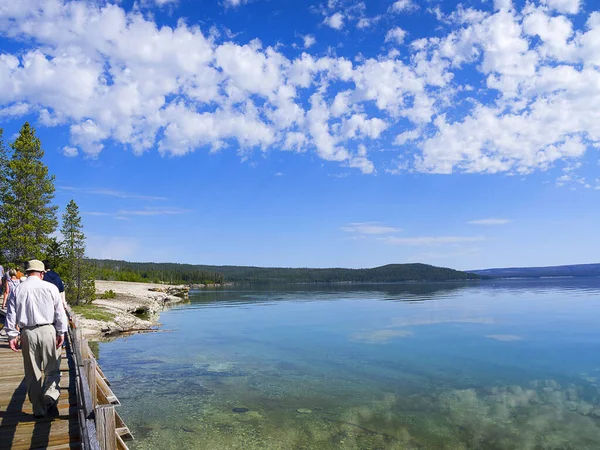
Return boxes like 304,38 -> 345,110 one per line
4,259 -> 68,418
42,259 -> 66,303
2,269 -> 21,309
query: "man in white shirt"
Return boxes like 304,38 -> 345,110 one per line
5,259 -> 68,418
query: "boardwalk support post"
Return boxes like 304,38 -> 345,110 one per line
84,356 -> 98,408
96,405 -> 117,450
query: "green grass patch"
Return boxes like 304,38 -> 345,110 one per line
71,304 -> 115,322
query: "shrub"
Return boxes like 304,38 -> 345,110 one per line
99,289 -> 116,299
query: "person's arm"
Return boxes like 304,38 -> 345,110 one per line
2,281 -> 8,308
5,286 -> 19,351
53,288 -> 68,349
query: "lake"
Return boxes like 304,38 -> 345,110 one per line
97,279 -> 600,449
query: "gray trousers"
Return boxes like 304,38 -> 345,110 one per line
20,325 -> 61,416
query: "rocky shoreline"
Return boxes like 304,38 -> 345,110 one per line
76,280 -> 190,340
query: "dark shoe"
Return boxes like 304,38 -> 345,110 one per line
46,403 -> 59,418
43,394 -> 58,409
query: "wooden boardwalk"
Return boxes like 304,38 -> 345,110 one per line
0,309 -> 81,450
0,306 -> 132,450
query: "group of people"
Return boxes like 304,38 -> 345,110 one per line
1,259 -> 69,418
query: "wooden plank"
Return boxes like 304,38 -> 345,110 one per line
0,418 -> 80,450
84,358 -> 97,409
0,388 -> 77,410
81,339 -> 89,361
116,433 -> 128,450
96,373 -> 119,405
73,341 -> 101,450
0,372 -> 72,386
0,404 -> 78,426
95,405 -> 116,450
39,443 -> 82,450
96,365 -> 110,386
114,410 -> 133,440
37,443 -> 82,450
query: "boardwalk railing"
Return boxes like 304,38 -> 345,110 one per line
66,307 -> 133,450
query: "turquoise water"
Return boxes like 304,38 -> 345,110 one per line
98,280 -> 600,449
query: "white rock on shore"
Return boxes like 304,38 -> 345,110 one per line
76,280 -> 189,340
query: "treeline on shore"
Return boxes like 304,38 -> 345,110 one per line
89,259 -> 481,285
90,259 -> 225,285
470,263 -> 600,279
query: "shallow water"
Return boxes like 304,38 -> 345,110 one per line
98,279 -> 600,449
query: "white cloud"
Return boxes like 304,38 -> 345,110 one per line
59,186 -> 167,201
341,222 -> 401,234
347,153 -> 375,174
394,129 -> 420,145
341,114 -> 388,139
85,207 -> 191,219
223,0 -> 250,7
523,7 -> 575,61
0,0 -> 598,178
317,1 -> 376,30
0,102 -> 30,118
380,236 -> 485,245
117,207 -> 191,216
542,0 -> 581,14
385,27 -> 407,45
493,0 -> 513,10
303,34 -> 316,49
62,146 -> 79,157
145,0 -> 179,6
389,0 -> 416,13
467,218 -> 511,225
70,120 -> 107,157
357,15 -> 382,29
324,12 -> 345,30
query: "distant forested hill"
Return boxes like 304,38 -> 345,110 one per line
89,260 -> 481,285
470,263 -> 600,279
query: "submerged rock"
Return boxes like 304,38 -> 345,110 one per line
232,407 -> 250,413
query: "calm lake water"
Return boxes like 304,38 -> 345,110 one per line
98,279 -> 600,449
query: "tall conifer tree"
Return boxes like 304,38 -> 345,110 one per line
0,123 -> 58,263
61,199 -> 95,305
0,129 -> 9,262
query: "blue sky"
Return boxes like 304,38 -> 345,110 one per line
0,0 -> 599,270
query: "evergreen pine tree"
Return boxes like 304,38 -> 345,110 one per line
61,199 -> 95,305
0,129 -> 9,263
0,123 -> 58,264
44,236 -> 65,273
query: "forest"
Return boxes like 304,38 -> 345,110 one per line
89,260 -> 481,285
470,263 -> 600,279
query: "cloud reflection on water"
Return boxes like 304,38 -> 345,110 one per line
349,329 -> 413,344
486,334 -> 523,341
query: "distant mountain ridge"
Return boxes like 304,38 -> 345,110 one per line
89,259 -> 481,284
469,263 -> 600,279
